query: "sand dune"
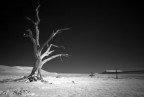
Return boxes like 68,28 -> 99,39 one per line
0,65 -> 57,76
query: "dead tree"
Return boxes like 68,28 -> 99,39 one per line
21,5 -> 69,82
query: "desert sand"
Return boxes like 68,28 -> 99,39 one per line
0,65 -> 144,97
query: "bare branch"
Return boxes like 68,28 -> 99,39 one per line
41,49 -> 55,60
53,28 -> 70,38
26,5 -> 41,47
40,44 -> 52,59
47,50 -> 55,55
50,44 -> 65,49
35,5 -> 40,25
24,30 -> 38,58
35,5 -> 41,46
26,17 -> 35,25
35,26 -> 40,46
40,28 -> 69,52
40,43 -> 59,59
40,43 -> 65,57
56,28 -> 70,32
42,54 -> 69,65
51,44 -> 58,48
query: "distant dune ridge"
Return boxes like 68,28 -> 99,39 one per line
0,65 -> 57,76
101,69 -> 144,74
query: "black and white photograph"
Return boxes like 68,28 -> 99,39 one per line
0,1 -> 144,97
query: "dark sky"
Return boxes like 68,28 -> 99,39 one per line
0,1 -> 144,73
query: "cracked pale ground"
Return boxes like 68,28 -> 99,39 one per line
0,75 -> 144,97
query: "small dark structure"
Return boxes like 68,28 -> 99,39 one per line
89,72 -> 95,78
115,68 -> 118,79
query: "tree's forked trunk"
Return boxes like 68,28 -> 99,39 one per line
22,5 -> 69,82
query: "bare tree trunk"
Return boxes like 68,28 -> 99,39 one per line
1,5 -> 69,83
22,5 -> 69,82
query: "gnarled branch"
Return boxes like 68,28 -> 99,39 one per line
35,5 -> 40,25
41,54 -> 69,66
35,5 -> 40,46
26,5 -> 40,47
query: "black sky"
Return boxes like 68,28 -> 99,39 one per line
0,1 -> 144,73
